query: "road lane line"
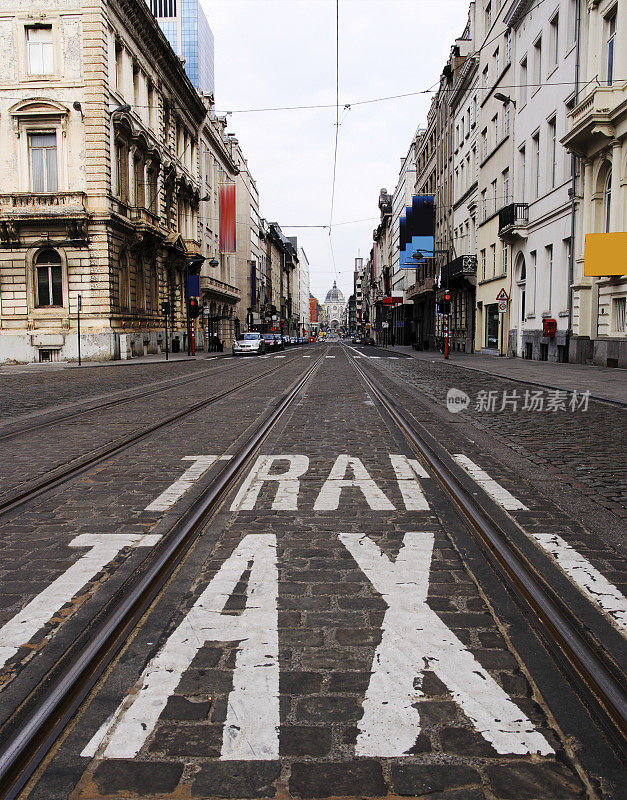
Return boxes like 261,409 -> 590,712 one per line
530,533 -> 627,632
145,455 -> 232,512
0,534 -> 161,672
452,455 -> 529,511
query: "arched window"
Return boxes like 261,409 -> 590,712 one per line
35,248 -> 63,307
604,172 -> 612,233
150,262 -> 159,313
136,258 -> 145,311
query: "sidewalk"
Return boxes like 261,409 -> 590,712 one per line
0,351 -> 230,375
378,345 -> 627,405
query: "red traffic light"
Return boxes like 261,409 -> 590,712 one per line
188,297 -> 201,318
444,292 -> 451,301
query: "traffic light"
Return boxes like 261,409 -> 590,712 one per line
441,292 -> 452,316
188,297 -> 201,319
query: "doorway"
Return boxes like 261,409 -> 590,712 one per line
485,303 -> 499,350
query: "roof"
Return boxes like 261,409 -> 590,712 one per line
325,281 -> 345,303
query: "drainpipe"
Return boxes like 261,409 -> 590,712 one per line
568,0 -> 582,356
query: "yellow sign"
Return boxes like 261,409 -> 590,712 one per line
584,232 -> 627,276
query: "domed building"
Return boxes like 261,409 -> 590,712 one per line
324,281 -> 346,331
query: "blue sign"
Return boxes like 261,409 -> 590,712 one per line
188,274 -> 200,297
399,195 -> 435,268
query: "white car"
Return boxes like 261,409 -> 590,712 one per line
232,333 -> 266,356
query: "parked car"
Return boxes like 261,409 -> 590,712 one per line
273,334 -> 285,350
308,336 -> 317,343
290,336 -> 299,345
351,336 -> 361,344
362,335 -> 375,346
261,333 -> 280,352
282,336 -> 291,347
232,333 -> 265,356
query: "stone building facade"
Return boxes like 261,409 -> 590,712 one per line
0,0 -> 207,363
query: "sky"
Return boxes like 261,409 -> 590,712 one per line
202,0 -> 470,302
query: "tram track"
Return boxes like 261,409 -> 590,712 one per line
0,358 -> 248,444
0,348 -> 327,800
350,356 -> 627,760
0,352 -> 308,520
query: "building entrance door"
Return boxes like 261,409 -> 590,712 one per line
485,303 -> 499,350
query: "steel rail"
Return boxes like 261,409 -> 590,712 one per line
0,349 -> 326,800
0,357 -> 263,443
0,353 -> 306,519
352,357 -> 627,758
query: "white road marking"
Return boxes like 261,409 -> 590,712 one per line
313,455 -> 395,511
340,532 -> 553,757
82,534 -> 279,761
0,534 -> 160,672
452,455 -> 529,511
303,355 -> 311,358
325,356 -> 336,358
222,357 -> 233,360
344,344 -> 370,359
275,355 -> 286,358
230,455 -> 310,511
389,454 -> 430,510
145,455 -> 232,512
530,533 -> 627,632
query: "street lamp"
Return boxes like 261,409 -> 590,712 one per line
494,92 -> 516,107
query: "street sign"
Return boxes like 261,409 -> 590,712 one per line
382,321 -> 389,329
498,299 -> 508,313
496,288 -> 509,301
203,307 -> 210,317
382,296 -> 403,306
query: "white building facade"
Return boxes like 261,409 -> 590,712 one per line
503,0 -> 579,361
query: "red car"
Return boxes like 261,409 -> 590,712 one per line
308,336 -> 317,343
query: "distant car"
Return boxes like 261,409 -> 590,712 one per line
273,334 -> 285,350
232,333 -> 265,356
261,333 -> 280,352
308,336 -> 317,343
290,336 -> 299,345
362,335 -> 375,346
282,336 -> 291,347
351,336 -> 361,344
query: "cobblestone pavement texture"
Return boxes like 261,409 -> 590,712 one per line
10,345 -> 617,800
0,352 -> 317,722
362,348 -> 627,515
0,354 -> 305,498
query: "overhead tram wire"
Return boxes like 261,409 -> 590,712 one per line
328,0 -> 341,284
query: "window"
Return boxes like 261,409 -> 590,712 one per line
604,172 -> 612,232
504,100 -> 511,135
460,116 -> 465,140
482,128 -> 488,159
481,189 -> 487,221
613,297 -> 626,332
491,178 -> 498,212
118,251 -> 130,310
503,167 -> 510,205
548,117 -> 557,188
472,96 -> 477,125
482,67 -> 489,98
492,114 -> 498,147
486,2 -> 492,30
550,13 -> 559,67
27,26 -> 53,74
147,81 -> 155,129
532,132 -> 540,198
519,146 -> 526,202
134,154 -> 144,207
568,0 -> 578,44
491,244 -> 496,277
481,249 -> 486,279
29,133 -> 57,192
115,41 -> 123,91
115,140 -> 129,203
520,57 -> 528,106
495,46 -> 500,76
502,243 -> 508,276
35,249 -> 63,307
505,29 -> 512,63
133,63 -> 140,109
533,37 -> 542,87
606,11 -> 616,85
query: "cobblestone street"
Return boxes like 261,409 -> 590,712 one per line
0,347 -> 624,799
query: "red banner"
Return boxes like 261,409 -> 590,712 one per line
220,183 -> 236,253
382,296 -> 403,305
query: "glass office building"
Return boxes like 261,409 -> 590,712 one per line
147,0 -> 215,97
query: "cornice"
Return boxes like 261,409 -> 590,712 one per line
504,0 -> 535,30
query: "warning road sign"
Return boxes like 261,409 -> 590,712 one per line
496,289 -> 509,301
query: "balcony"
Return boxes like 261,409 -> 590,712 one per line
442,255 -> 477,282
562,83 -> 627,157
131,206 -> 160,227
406,275 -> 436,300
200,275 -> 241,302
498,203 -> 529,239
0,192 -> 87,217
